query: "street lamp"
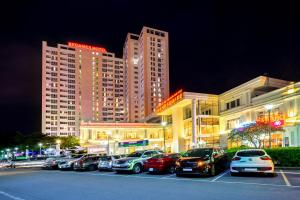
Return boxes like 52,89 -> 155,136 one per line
56,139 -> 61,153
161,121 -> 167,152
6,149 -> 10,159
38,143 -> 43,156
264,104 -> 274,148
106,131 -> 112,155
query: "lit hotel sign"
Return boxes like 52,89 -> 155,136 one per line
156,89 -> 183,113
68,42 -> 107,53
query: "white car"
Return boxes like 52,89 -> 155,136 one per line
230,149 -> 274,176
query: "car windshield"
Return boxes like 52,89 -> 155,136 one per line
182,149 -> 213,157
152,154 -> 165,159
112,155 -> 120,159
237,150 -> 265,157
127,152 -> 143,157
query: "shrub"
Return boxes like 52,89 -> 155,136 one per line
226,147 -> 300,167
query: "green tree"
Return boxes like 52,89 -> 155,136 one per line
60,136 -> 80,149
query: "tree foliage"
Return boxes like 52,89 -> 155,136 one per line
228,123 -> 284,148
0,132 -> 79,150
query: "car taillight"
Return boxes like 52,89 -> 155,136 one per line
232,157 -> 241,161
80,160 -> 83,166
260,156 -> 272,160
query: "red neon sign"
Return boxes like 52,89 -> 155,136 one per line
256,119 -> 284,127
156,89 -> 183,113
68,42 -> 107,53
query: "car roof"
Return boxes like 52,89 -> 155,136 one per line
237,149 -> 266,152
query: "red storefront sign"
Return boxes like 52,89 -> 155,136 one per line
68,42 -> 107,53
156,89 -> 183,113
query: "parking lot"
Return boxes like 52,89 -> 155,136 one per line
0,168 -> 299,200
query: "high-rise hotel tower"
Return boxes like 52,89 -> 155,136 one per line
42,26 -> 169,136
42,42 -> 126,136
124,27 -> 169,121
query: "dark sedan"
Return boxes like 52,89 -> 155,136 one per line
175,148 -> 228,177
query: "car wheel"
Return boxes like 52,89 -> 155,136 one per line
210,164 -> 216,176
168,166 -> 175,174
133,164 -> 142,174
88,165 -> 95,171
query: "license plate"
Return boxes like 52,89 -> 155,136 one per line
183,168 -> 192,172
244,168 -> 257,172
149,168 -> 154,171
115,164 -> 120,167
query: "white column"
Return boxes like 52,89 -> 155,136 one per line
192,99 -> 197,148
198,100 -> 202,147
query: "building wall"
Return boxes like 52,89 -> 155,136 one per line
219,79 -> 300,148
76,49 -> 126,122
123,27 -> 170,121
80,123 -> 173,154
42,41 -> 126,137
138,27 -> 169,118
123,33 -> 140,122
42,42 -> 79,136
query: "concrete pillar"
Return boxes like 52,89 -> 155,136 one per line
172,108 -> 184,153
192,99 -> 197,148
198,100 -> 202,147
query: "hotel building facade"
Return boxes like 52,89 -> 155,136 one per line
42,41 -> 127,136
42,26 -> 169,136
80,76 -> 300,154
123,27 -> 169,122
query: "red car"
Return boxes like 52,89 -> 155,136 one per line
144,153 -> 180,174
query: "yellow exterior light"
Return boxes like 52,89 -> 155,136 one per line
287,88 -> 295,94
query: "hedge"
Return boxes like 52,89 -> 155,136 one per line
226,147 -> 300,167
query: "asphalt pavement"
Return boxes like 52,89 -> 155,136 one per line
0,168 -> 299,200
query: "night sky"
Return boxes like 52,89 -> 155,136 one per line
1,0 -> 300,133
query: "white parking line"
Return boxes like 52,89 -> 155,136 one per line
211,170 -> 229,182
160,174 -> 176,179
0,191 -> 25,200
280,170 -> 292,186
42,170 -> 300,188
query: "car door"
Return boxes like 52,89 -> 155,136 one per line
212,148 -> 221,166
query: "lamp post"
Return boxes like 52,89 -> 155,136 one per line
14,147 -> 18,159
6,149 -> 10,159
56,140 -> 61,155
106,131 -> 112,155
161,121 -> 167,152
38,143 -> 43,156
265,104 -> 273,148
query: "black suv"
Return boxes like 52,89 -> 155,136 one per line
175,148 -> 228,177
73,155 -> 101,171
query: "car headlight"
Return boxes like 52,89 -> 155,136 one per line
128,160 -> 134,164
175,161 -> 180,167
197,161 -> 204,167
